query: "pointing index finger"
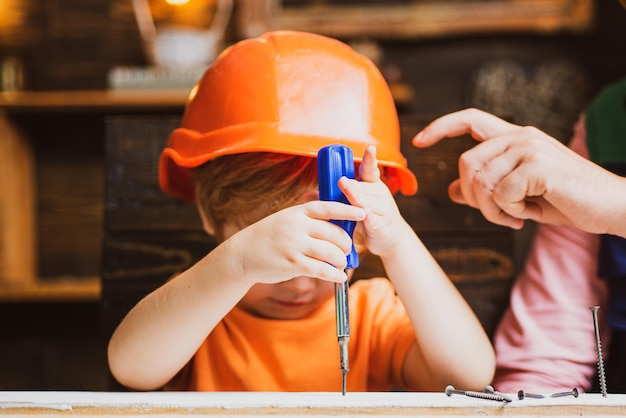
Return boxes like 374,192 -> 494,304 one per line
412,108 -> 520,147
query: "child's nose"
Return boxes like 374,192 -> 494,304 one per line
282,276 -> 316,293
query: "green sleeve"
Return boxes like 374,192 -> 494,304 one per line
585,77 -> 626,166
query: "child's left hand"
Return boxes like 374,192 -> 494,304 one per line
338,145 -> 409,259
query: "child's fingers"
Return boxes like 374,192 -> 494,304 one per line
358,145 -> 381,183
337,176 -> 366,209
308,218 -> 356,257
338,172 -> 392,212
306,200 -> 366,223
339,145 -> 387,208
313,264 -> 348,283
305,238 -> 349,272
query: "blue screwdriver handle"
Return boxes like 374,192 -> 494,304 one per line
317,144 -> 359,269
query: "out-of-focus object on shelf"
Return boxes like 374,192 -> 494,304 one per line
131,0 -> 233,69
0,56 -> 24,92
108,65 -> 205,90
111,0 -> 233,90
0,0 -> 40,92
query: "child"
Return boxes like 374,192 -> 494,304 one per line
107,30 -> 495,392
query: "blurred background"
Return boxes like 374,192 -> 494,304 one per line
0,0 -> 624,391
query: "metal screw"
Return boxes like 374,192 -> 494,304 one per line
445,385 -> 512,402
517,390 -> 545,400
590,306 -> 608,398
445,385 -> 466,396
551,388 -> 579,398
445,385 -> 467,397
484,385 -> 512,398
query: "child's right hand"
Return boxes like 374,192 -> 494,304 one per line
228,201 -> 366,286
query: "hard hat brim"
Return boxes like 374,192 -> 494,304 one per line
159,122 -> 418,203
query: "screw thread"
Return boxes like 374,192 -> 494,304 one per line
595,344 -> 607,395
590,306 -> 608,397
550,388 -> 579,398
464,390 -> 512,402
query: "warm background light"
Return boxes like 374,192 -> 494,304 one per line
148,0 -> 219,29
0,0 -> 24,35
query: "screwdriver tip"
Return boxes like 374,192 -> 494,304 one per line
342,371 -> 347,395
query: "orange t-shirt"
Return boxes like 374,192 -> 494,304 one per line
166,277 -> 416,392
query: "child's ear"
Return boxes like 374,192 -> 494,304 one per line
201,217 -> 215,236
302,191 -> 319,203
196,202 -> 216,236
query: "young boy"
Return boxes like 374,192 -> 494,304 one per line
107,30 -> 495,392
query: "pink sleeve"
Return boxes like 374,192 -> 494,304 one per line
492,115 -> 609,393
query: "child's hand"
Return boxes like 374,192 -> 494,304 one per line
339,145 -> 409,259
230,200 -> 366,286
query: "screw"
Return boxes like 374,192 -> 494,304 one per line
551,388 -> 579,398
484,385 -> 511,398
445,385 -> 512,402
590,306 -> 608,398
445,385 -> 467,397
518,390 -> 545,400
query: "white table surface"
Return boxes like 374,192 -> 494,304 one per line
0,390 -> 624,417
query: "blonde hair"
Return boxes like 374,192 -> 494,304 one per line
191,152 -> 367,257
191,153 -> 318,241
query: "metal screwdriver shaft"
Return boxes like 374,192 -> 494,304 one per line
590,305 -> 608,397
336,280 -> 350,395
318,145 -> 359,396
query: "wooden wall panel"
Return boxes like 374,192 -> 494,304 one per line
102,116 -> 214,335
103,116 -> 199,233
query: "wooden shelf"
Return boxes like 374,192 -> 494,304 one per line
0,276 -> 101,303
0,89 -> 190,113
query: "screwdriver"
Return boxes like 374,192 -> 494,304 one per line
318,144 -> 360,396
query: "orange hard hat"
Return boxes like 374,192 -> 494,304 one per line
159,30 -> 418,202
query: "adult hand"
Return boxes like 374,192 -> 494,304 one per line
412,108 -> 626,235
